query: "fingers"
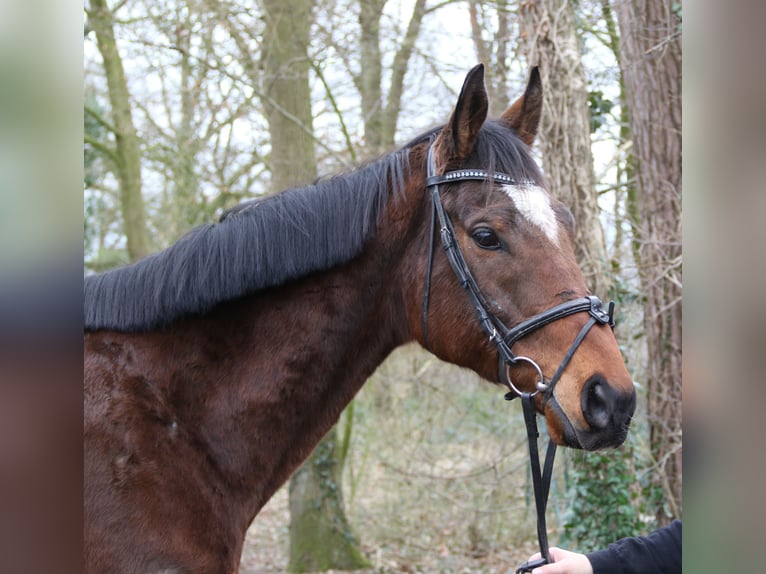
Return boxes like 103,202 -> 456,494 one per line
523,547 -> 594,574
525,547 -> 566,564
531,561 -> 569,574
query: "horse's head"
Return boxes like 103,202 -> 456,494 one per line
410,64 -> 635,450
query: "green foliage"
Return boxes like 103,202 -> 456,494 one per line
84,96 -> 107,190
587,90 -> 614,133
560,445 -> 644,552
84,192 -> 99,256
672,2 -> 682,22
560,282 -> 649,550
641,471 -> 674,526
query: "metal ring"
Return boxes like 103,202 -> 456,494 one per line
504,356 -> 548,396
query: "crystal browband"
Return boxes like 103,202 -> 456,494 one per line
425,169 -> 536,188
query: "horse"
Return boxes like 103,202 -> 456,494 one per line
84,64 -> 636,573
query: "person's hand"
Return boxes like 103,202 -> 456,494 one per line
526,547 -> 594,574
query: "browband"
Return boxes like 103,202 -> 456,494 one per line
426,169 -> 536,188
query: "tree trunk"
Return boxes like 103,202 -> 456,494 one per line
259,0 -> 369,569
468,0 -> 512,118
87,0 -> 150,262
357,0 -> 426,154
615,0 -> 682,526
518,0 -> 644,545
171,6 -> 203,235
357,0 -> 386,155
518,0 -> 610,298
260,0 -> 318,193
288,428 -> 369,572
381,0 -> 427,147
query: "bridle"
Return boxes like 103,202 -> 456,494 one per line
421,144 -> 616,573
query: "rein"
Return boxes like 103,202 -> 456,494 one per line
421,145 -> 615,572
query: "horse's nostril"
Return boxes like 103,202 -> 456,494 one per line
576,376 -> 636,449
582,377 -> 611,430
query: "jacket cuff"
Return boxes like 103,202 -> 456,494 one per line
586,547 -> 620,574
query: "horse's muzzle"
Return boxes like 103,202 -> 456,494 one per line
579,374 -> 636,449
546,375 -> 636,450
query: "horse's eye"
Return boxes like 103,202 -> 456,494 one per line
471,227 -> 501,250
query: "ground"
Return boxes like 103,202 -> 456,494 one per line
239,483 -> 540,573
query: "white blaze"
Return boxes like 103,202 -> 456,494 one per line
502,184 -> 559,245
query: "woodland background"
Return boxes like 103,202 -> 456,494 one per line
83,0 -> 681,571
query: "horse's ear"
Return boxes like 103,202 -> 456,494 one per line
500,66 -> 543,146
434,64 -> 489,164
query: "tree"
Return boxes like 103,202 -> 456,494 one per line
257,0 -> 370,570
275,0 -> 430,567
516,0 -> 643,547
260,0 -> 319,193
161,1 -> 204,236
467,0 -> 514,117
85,0 -> 150,263
87,0 -> 150,261
354,0 -> 427,154
615,0 -> 682,526
518,0 -> 610,298
136,0 -> 267,242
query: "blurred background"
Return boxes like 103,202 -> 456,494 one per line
80,0 -> 681,572
12,0 -> 751,572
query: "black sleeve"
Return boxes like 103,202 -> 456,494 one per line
586,520 -> 681,574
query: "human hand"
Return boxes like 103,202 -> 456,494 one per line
526,547 -> 593,574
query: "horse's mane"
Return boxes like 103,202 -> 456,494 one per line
84,121 -> 542,332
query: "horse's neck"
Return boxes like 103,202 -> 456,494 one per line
168,223 -> 416,522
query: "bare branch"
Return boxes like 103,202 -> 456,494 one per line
311,60 -> 358,163
85,102 -> 118,135
84,133 -> 120,165
384,0 -> 427,145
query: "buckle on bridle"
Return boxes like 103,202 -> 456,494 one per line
587,295 -> 615,329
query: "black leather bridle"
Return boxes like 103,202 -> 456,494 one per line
421,144 -> 616,572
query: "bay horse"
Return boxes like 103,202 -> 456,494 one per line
84,64 -> 635,573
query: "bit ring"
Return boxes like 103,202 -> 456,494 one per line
504,356 -> 547,396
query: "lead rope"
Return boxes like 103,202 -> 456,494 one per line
420,143 -> 617,573
509,310 -> 613,573
512,392 -> 557,573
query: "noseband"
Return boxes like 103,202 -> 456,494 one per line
421,144 -> 616,572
